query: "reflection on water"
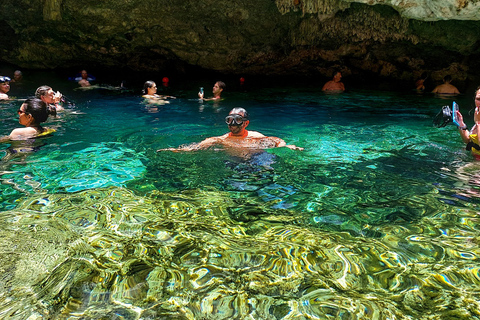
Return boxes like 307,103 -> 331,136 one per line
1,186 -> 480,319
2,81 -> 480,318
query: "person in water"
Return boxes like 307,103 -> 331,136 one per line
11,70 -> 23,83
199,81 -> 225,101
322,71 -> 345,92
78,70 -> 92,87
35,85 -> 65,111
432,75 -> 460,95
3,98 -> 56,141
158,107 -> 304,152
415,72 -> 428,92
142,81 -> 174,102
0,76 -> 11,100
455,86 -> 480,159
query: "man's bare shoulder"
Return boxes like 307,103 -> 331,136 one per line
247,131 -> 266,138
323,81 -> 345,91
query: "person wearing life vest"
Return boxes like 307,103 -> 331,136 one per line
2,98 -> 56,141
456,86 -> 480,159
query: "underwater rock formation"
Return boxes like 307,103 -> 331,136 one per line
1,0 -> 480,86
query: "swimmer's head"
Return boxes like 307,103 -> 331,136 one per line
229,107 -> 248,119
332,70 -> 342,81
143,81 -> 156,95
35,85 -> 52,98
475,86 -> 480,107
20,98 -> 55,124
216,81 -> 226,91
13,70 -> 22,79
0,76 -> 11,83
226,107 -> 249,127
213,81 -> 226,96
35,86 -> 56,104
0,76 -> 10,93
443,75 -> 452,83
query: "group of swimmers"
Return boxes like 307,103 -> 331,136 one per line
416,73 -> 461,95
138,77 -> 480,159
321,70 -> 462,95
0,85 -> 64,142
0,69 -> 93,101
1,77 -> 302,155
141,80 -> 226,104
140,79 -> 302,153
3,71 -> 480,160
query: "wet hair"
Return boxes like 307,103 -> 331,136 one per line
22,98 -> 55,123
230,107 -> 248,119
216,81 -> 226,91
35,85 -> 52,98
332,70 -> 341,77
143,81 -> 155,94
443,75 -> 452,82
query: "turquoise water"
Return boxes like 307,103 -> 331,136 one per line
1,75 -> 480,319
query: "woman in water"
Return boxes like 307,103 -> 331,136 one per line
455,86 -> 480,159
2,98 -> 56,141
142,81 -> 174,104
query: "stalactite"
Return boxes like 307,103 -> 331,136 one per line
43,0 -> 63,21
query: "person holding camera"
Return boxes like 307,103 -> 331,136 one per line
455,87 -> 480,159
35,85 -> 65,112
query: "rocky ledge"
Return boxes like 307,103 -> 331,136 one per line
1,0 -> 480,88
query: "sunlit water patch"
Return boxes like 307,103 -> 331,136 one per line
1,187 -> 480,319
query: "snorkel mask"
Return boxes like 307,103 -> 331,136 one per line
225,114 -> 248,126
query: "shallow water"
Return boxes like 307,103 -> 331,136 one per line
1,75 -> 480,319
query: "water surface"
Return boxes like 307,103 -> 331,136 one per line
1,76 -> 479,319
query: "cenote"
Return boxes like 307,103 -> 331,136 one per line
1,72 -> 480,319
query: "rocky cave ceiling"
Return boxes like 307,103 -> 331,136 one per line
0,0 -> 480,85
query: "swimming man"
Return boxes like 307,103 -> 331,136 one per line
158,107 -> 303,153
199,81 -> 225,101
322,71 -> 345,92
432,75 -> 460,95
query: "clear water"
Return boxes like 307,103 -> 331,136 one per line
1,74 -> 480,319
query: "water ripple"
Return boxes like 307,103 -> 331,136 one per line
1,187 -> 480,319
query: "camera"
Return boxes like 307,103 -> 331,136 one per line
433,105 -> 453,128
433,102 -> 460,128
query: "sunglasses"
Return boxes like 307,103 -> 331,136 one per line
0,76 -> 11,83
17,108 -> 29,115
225,114 -> 248,125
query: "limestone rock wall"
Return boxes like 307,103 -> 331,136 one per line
0,0 -> 480,85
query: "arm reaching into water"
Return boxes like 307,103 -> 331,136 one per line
269,136 -> 304,151
158,135 -> 304,152
157,137 -> 222,152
